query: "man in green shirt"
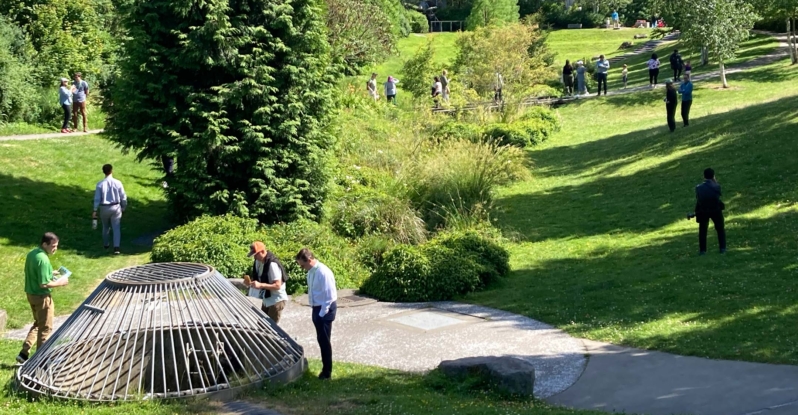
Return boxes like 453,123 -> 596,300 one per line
17,232 -> 69,364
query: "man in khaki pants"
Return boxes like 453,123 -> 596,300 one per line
16,232 -> 69,364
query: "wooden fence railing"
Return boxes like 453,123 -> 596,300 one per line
429,20 -> 464,32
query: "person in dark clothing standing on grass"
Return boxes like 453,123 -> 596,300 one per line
694,168 -> 726,255
678,73 -> 693,126
670,49 -> 683,81
664,81 -> 677,132
595,55 -> 610,96
562,60 -> 574,96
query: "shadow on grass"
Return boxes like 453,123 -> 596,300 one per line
498,95 -> 798,241
0,173 -> 169,257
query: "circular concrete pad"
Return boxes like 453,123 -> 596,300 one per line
278,300 -> 586,398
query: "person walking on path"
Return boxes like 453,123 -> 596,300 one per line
647,53 -> 661,87
296,248 -> 337,380
595,55 -> 610,96
16,232 -> 68,364
563,60 -> 574,96
621,64 -> 628,89
58,78 -> 72,133
431,76 -> 442,108
678,73 -> 693,126
384,76 -> 399,105
611,10 -> 620,28
664,81 -> 677,132
670,49 -> 684,81
493,72 -> 504,103
576,61 -> 587,96
92,164 -> 127,255
695,168 -> 726,255
71,72 -> 89,132
367,73 -> 378,100
244,241 -> 288,324
440,70 -> 450,102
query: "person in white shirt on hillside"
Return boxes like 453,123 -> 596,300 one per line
647,53 -> 662,87
92,164 -> 127,255
296,248 -> 337,380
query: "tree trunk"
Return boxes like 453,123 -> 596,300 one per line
787,17 -> 795,64
792,17 -> 798,65
701,47 -> 709,66
720,61 -> 728,88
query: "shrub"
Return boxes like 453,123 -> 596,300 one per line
433,122 -> 484,142
329,188 -> 427,244
360,230 -> 510,302
400,40 -> 437,99
407,10 -> 429,33
483,123 -> 533,147
356,234 -> 397,273
151,215 -> 368,295
151,215 -> 261,277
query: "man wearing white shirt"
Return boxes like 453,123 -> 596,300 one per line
295,248 -> 337,380
92,164 -> 127,255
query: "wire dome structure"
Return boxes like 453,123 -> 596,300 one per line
16,263 -> 306,401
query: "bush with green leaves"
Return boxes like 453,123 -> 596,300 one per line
466,0 -> 520,30
407,10 -> 430,33
326,0 -> 397,75
151,215 -> 261,278
330,188 -> 427,244
151,214 -> 368,295
360,229 -> 510,302
0,17 -> 36,124
400,40 -> 437,99
432,122 -> 484,142
483,123 -> 533,147
107,0 -> 336,224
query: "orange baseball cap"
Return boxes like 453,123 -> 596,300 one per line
248,241 -> 266,257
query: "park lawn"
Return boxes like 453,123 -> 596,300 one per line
467,59 -> 798,365
546,27 -> 652,65
0,123 -> 52,137
368,32 -> 459,79
0,134 -> 168,329
602,33 -> 779,90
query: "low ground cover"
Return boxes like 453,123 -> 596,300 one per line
468,60 -> 798,364
0,134 -> 167,328
546,28 -> 652,65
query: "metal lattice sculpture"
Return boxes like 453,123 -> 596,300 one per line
16,263 -> 305,401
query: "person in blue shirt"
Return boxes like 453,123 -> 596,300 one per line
611,10 -> 619,28
678,74 -> 693,127
58,78 -> 72,133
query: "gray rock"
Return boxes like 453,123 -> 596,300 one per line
620,41 -> 634,49
634,33 -> 648,39
0,309 -> 6,334
438,356 -> 535,396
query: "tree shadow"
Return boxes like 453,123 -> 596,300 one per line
497,95 -> 798,241
0,173 -> 169,257
473,209 -> 798,364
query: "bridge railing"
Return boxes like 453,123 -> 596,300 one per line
429,20 -> 464,32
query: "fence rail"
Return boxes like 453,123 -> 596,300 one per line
429,20 -> 464,32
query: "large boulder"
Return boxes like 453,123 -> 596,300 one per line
0,309 -> 6,334
438,356 -> 535,396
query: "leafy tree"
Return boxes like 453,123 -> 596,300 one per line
679,0 -> 758,87
399,40 -> 436,99
325,0 -> 396,75
453,22 -> 552,99
0,0 -> 117,85
465,0 -> 520,30
106,0 -> 336,224
0,17 -> 36,122
757,0 -> 798,64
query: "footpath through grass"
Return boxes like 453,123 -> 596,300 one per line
468,59 -> 798,365
0,134 -> 168,329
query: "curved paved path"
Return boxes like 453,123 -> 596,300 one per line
279,299 -> 586,399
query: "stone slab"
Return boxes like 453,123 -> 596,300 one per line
386,309 -> 470,331
546,340 -> 798,415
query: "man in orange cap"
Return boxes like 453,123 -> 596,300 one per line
244,241 -> 288,324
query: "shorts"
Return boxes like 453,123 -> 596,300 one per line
262,300 -> 286,324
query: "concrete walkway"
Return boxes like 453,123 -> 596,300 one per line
0,129 -> 102,141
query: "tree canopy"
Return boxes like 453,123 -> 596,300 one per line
106,0 -> 336,224
465,0 -> 520,30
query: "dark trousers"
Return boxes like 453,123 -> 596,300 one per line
386,94 -> 396,105
673,67 -> 682,80
698,212 -> 726,253
596,73 -> 607,95
649,68 -> 659,85
494,88 -> 503,102
61,104 -> 71,129
161,156 -> 174,177
681,100 -> 692,126
312,301 -> 337,376
666,103 -> 677,131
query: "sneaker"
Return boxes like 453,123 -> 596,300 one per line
104,245 -> 110,250
318,372 -> 331,380
113,248 -> 121,255
60,129 -> 68,134
699,251 -> 706,256
16,353 -> 28,364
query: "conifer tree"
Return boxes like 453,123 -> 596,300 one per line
106,0 -> 336,223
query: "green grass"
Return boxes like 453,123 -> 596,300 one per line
467,59 -> 798,365
603,33 -> 778,90
0,134 -> 168,329
365,32 -> 459,83
546,28 -> 652,65
0,123 -> 53,137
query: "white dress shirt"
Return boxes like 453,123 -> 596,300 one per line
306,261 -> 337,317
93,174 -> 128,211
